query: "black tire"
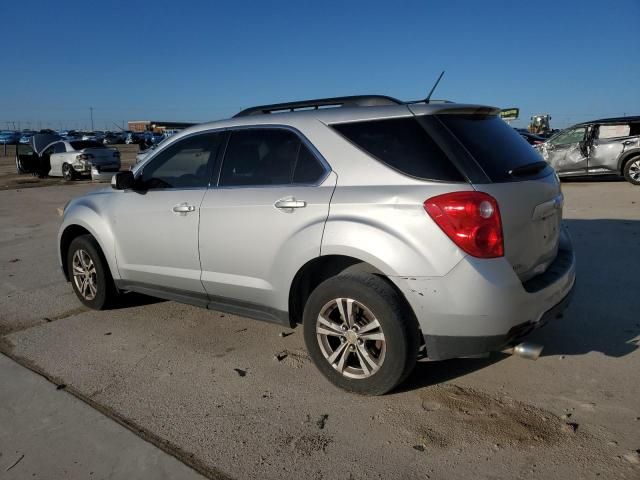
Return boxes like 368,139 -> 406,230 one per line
303,273 -> 419,395
623,156 -> 640,185
62,163 -> 75,181
67,234 -> 117,310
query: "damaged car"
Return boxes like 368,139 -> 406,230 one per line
536,116 -> 640,185
16,133 -> 121,180
58,94 -> 576,395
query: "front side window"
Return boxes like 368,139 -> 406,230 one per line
550,127 -> 586,146
219,128 -> 326,187
141,132 -> 223,189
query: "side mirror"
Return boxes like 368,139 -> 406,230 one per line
112,171 -> 135,190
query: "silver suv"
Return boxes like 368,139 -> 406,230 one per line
58,95 -> 576,395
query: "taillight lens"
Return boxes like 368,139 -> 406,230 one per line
424,191 -> 504,258
113,151 -> 120,157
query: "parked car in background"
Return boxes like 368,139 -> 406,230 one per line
59,94 -> 575,395
19,131 -> 36,144
0,130 -> 21,144
125,132 -> 142,144
16,134 -> 120,180
82,131 -> 106,142
536,116 -> 640,185
103,132 -> 125,145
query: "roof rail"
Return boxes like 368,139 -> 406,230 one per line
233,95 -> 403,118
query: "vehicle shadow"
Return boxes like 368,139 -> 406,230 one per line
396,218 -> 640,393
530,218 -> 639,358
108,291 -> 166,310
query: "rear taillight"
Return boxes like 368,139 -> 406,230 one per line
113,151 -> 120,157
424,191 -> 504,258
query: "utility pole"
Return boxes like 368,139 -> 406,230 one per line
90,106 -> 94,131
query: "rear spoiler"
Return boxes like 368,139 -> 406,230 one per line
408,104 -> 501,117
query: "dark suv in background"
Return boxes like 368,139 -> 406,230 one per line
537,116 -> 640,185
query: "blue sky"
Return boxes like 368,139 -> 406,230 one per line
2,0 -> 639,130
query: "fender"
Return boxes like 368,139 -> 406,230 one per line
321,215 -> 466,278
58,196 -> 120,281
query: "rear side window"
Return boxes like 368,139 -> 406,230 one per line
438,115 -> 549,182
331,117 -> 463,181
219,129 -> 326,186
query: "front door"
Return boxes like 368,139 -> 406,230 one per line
199,127 -> 335,315
544,126 -> 589,175
111,131 -> 224,294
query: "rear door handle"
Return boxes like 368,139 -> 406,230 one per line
172,203 -> 196,213
274,198 -> 306,209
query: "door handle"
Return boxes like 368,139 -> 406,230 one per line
622,140 -> 635,146
274,198 -> 306,209
172,203 -> 196,213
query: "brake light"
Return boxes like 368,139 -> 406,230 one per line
113,151 -> 120,157
424,191 -> 504,258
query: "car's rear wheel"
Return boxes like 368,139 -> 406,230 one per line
67,235 -> 116,310
62,163 -> 76,181
623,156 -> 640,185
303,273 -> 419,395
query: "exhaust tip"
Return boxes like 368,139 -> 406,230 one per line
503,342 -> 544,360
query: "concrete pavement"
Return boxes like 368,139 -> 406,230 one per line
0,354 -> 205,480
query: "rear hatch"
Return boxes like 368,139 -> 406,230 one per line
433,111 -> 562,282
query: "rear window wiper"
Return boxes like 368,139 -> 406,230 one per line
508,161 -> 548,177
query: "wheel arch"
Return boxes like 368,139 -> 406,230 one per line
59,215 -> 118,283
288,254 -> 413,326
618,149 -> 640,172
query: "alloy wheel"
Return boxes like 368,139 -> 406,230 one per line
629,159 -> 640,182
316,298 -> 386,379
62,164 -> 73,181
72,249 -> 97,300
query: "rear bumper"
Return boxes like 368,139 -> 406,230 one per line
391,229 -> 576,360
90,164 -> 121,181
423,282 -> 574,359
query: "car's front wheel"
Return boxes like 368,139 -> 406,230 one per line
303,273 -> 419,395
62,163 -> 76,181
67,235 -> 117,309
623,156 -> 640,185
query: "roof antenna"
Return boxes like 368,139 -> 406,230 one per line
424,70 -> 445,104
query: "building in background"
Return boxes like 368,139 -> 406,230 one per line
127,120 -> 195,133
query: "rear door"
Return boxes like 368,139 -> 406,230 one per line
199,127 -> 335,315
589,123 -> 634,173
436,114 -> 564,282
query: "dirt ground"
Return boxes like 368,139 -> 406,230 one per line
0,160 -> 638,479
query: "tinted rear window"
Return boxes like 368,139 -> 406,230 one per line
332,117 -> 464,182
438,114 -> 548,182
70,140 -> 105,150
